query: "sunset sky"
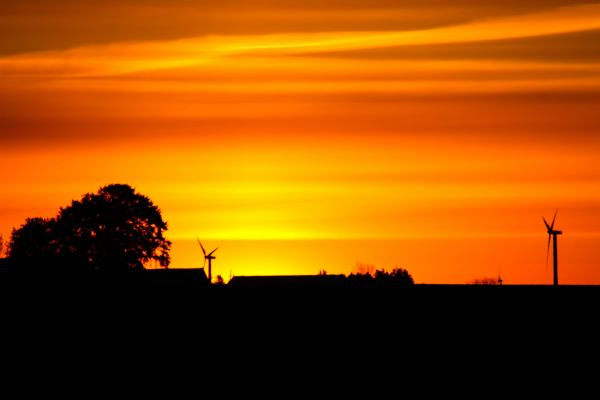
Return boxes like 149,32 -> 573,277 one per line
2,0 -> 600,283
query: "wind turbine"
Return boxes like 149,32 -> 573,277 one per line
543,210 -> 562,286
197,237 -> 218,283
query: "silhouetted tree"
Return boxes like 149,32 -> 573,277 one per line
55,184 -> 171,271
7,217 -> 55,260
0,234 -> 4,258
214,275 -> 225,285
8,184 -> 171,272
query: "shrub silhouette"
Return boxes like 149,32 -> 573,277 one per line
8,184 -> 171,272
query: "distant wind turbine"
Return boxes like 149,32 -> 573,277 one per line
197,237 -> 218,283
543,210 -> 562,286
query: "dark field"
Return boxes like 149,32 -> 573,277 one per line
2,271 -> 597,324
1,271 -> 596,376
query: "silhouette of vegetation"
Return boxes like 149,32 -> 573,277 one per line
354,262 -> 376,276
347,271 -> 374,284
214,275 -> 225,285
468,277 -> 501,285
0,234 -> 5,258
347,265 -> 414,286
8,184 -> 171,272
7,217 -> 54,260
374,268 -> 414,286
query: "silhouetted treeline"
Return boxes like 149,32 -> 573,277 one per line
5,184 -> 171,273
348,267 -> 414,286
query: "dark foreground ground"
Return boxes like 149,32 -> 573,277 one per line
1,272 -> 597,325
1,267 -> 597,345
1,272 -> 597,388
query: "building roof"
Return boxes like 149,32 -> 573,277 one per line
228,274 -> 346,288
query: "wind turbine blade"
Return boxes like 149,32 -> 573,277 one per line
543,217 -> 551,231
208,247 -> 219,256
550,209 -> 558,230
196,236 -> 207,257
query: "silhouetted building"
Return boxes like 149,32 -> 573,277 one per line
0,261 -> 209,290
228,274 -> 346,289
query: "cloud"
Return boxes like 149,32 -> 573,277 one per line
1,2 -> 600,148
315,29 -> 600,63
0,1 -> 597,55
3,3 -> 600,80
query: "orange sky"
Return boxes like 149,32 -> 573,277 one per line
1,1 -> 600,283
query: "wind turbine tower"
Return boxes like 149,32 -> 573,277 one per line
197,238 -> 219,284
543,210 -> 563,286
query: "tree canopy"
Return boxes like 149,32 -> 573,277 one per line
8,184 -> 171,271
6,217 -> 54,260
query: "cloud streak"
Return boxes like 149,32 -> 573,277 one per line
3,3 -> 600,79
1,1 -> 594,55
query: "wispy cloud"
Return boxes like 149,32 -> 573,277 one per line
1,1 -> 594,55
2,3 -> 600,79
